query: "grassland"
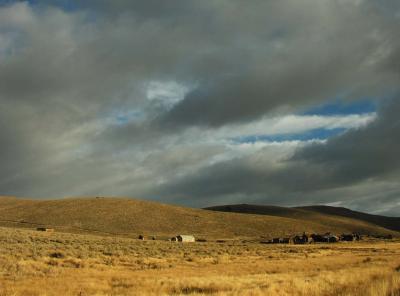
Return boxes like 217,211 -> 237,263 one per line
0,226 -> 399,296
0,197 -> 397,239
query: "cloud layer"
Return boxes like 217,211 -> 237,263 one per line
0,0 -> 399,215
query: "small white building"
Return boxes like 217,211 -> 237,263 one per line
171,235 -> 195,242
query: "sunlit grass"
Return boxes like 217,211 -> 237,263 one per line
0,226 -> 399,295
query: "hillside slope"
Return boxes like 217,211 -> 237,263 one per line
205,204 -> 399,236
297,205 -> 400,232
0,197 -> 397,238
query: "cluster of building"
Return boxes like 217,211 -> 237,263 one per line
138,234 -> 196,242
36,228 -> 393,244
264,232 -> 362,244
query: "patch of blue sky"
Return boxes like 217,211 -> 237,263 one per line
234,127 -> 347,144
111,110 -> 145,126
303,99 -> 377,116
0,0 -> 36,7
0,0 -> 78,11
0,0 -> 23,6
46,0 -> 78,11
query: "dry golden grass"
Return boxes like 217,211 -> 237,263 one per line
0,197 -> 396,239
0,226 -> 399,295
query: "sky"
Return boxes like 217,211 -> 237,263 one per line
0,0 -> 399,216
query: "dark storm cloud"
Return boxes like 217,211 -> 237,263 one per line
0,0 -> 399,214
1,1 -> 399,123
27,0 -> 400,128
154,98 -> 400,208
158,0 -> 400,127
293,98 -> 400,184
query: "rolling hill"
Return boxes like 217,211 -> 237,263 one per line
0,196 -> 397,239
205,204 -> 400,235
297,205 -> 400,232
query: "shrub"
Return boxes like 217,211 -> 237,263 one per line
49,252 -> 65,259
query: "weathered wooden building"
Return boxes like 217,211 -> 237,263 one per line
170,235 -> 195,242
36,227 -> 54,232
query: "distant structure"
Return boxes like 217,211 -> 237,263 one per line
292,232 -> 309,244
280,237 -> 290,244
271,237 -> 290,244
170,235 -> 195,242
310,233 -> 339,243
340,233 -> 361,241
138,235 -> 145,240
36,227 -> 54,232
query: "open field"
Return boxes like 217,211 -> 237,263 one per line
0,226 -> 399,296
0,197 -> 397,239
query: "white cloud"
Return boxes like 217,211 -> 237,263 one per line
146,81 -> 190,106
193,113 -> 376,146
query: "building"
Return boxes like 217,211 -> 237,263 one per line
36,227 -> 54,232
171,235 -> 195,242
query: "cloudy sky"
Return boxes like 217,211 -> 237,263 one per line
0,0 -> 399,216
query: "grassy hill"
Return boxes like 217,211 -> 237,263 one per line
205,204 -> 400,237
0,196 -> 397,239
297,205 -> 400,232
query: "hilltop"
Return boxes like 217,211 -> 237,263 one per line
0,196 -> 397,239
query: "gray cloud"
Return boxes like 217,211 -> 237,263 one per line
158,0 -> 400,127
153,98 -> 400,209
293,98 -> 400,183
0,1 -> 399,215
